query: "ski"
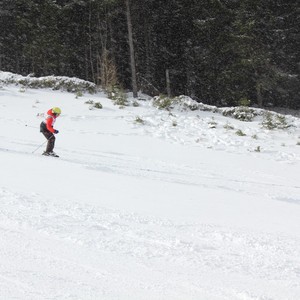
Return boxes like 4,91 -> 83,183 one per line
42,152 -> 59,158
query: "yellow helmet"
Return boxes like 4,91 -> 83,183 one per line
52,107 -> 61,115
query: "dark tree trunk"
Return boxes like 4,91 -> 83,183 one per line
125,0 -> 138,98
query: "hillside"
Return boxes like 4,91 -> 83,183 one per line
0,73 -> 300,300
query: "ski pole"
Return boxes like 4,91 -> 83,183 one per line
32,140 -> 47,153
32,135 -> 54,154
25,124 -> 38,129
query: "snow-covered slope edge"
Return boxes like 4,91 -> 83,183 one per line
0,71 -> 97,93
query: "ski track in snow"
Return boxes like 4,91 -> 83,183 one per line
0,142 -> 300,299
1,140 -> 299,202
1,187 -> 300,300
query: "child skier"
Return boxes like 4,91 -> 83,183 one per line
40,107 -> 61,157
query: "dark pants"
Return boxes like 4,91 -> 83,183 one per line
40,122 -> 55,152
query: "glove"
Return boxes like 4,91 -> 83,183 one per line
54,130 -> 59,134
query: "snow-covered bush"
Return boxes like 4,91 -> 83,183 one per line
135,116 -> 145,124
173,95 -> 201,111
221,106 -> 258,122
85,100 -> 103,110
235,129 -> 246,136
132,100 -> 139,107
208,117 -> 218,128
254,146 -> 261,152
152,95 -> 218,112
106,85 -> 128,107
261,112 -> 292,130
93,102 -> 103,109
223,122 -> 235,130
152,95 -> 173,110
0,71 -> 97,94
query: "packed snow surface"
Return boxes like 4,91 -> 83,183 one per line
0,76 -> 300,300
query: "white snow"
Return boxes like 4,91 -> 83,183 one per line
0,73 -> 300,300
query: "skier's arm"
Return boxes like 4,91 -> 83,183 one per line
46,117 -> 55,133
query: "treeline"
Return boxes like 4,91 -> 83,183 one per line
0,0 -> 299,108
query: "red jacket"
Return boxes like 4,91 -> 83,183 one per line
45,109 -> 58,133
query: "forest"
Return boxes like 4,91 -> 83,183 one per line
0,0 -> 299,108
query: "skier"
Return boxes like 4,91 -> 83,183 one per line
40,107 -> 61,157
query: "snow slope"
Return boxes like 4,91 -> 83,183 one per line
0,77 -> 300,299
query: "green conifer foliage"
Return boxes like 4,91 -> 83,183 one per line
0,0 -> 298,108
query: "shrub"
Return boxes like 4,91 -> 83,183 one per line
254,146 -> 261,152
153,95 -> 173,110
222,106 -> 257,122
0,72 -> 98,94
76,90 -> 83,98
223,123 -> 234,130
238,97 -> 251,107
85,100 -> 94,105
93,102 -> 103,109
174,95 -> 201,111
135,116 -> 145,124
208,117 -> 217,128
151,95 -> 219,113
236,129 -> 246,136
132,100 -> 139,107
261,112 -> 291,130
85,100 -> 102,109
106,85 -> 128,107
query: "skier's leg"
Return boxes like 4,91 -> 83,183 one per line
47,135 -> 55,153
42,131 -> 55,153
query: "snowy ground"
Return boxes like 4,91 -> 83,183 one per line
0,76 -> 300,300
